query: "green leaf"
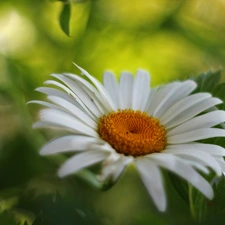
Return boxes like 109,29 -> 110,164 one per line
190,176 -> 225,224
0,197 -> 18,213
192,69 -> 225,148
193,70 -> 221,94
0,212 -> 19,225
59,3 -> 71,36
168,173 -> 189,204
212,82 -> 225,110
17,192 -> 104,225
131,212 -> 169,225
10,209 -> 35,225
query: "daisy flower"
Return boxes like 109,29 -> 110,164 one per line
30,65 -> 225,211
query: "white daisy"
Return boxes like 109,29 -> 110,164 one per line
30,65 -> 225,211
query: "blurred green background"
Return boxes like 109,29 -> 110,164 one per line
1,0 -> 225,224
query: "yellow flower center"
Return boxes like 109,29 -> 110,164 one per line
98,109 -> 167,157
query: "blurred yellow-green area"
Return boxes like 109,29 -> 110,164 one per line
1,0 -> 225,224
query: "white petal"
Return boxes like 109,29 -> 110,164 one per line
154,80 -> 197,119
35,86 -> 95,120
33,121 -> 64,129
74,64 -> 117,111
36,87 -> 81,109
163,97 -> 222,128
168,110 -> 225,136
161,93 -> 211,123
135,157 -> 166,211
101,155 -> 133,182
165,143 -> 225,156
179,158 -> 210,174
47,96 -> 97,128
112,156 -> 133,181
203,106 -> 225,130
119,72 -> 134,109
144,87 -> 159,112
147,154 -> 213,199
38,108 -> 98,137
103,71 -> 120,109
40,135 -> 105,155
168,128 -> 225,144
63,72 -> 108,112
161,92 -> 211,123
216,158 -> 225,172
132,70 -> 150,111
147,82 -> 179,116
29,100 -> 97,129
58,150 -> 110,177
44,80 -> 77,99
163,149 -> 221,175
28,100 -> 59,110
44,80 -> 96,120
51,74 -> 105,117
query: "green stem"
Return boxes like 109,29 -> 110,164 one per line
49,154 -> 113,190
76,169 -> 103,189
76,169 -> 114,191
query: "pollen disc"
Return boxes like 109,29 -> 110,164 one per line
98,110 -> 167,157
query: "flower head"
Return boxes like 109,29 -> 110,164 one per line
31,65 -> 225,211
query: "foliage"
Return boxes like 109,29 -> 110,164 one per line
170,70 -> 225,224
59,2 -> 71,36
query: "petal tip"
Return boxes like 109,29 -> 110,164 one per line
32,123 -> 39,129
157,201 -> 167,212
39,148 -> 48,156
58,168 -> 66,178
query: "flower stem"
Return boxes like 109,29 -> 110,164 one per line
76,169 -> 103,189
49,155 -> 112,190
76,169 -> 114,191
